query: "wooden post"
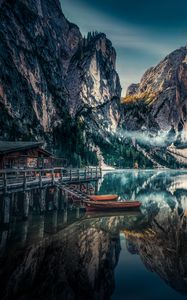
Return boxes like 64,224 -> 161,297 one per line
84,168 -> 87,180
20,220 -> 29,245
0,230 -> 8,251
58,189 -> 63,211
12,192 -> 18,216
39,171 -> 43,188
37,215 -> 44,239
53,187 -> 59,210
3,172 -> 7,193
9,193 -> 15,219
60,168 -> 63,181
52,169 -> 55,185
52,211 -> 58,232
29,190 -> 34,211
23,171 -> 27,189
39,188 -> 46,213
60,189 -> 65,210
64,190 -> 68,207
3,193 -> 11,224
23,191 -> 30,220
63,208 -> 68,224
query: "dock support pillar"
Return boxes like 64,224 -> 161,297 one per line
63,207 -> 68,224
53,187 -> 59,210
64,191 -> 68,208
59,189 -> 65,210
52,211 -> 58,232
23,191 -> 30,220
2,193 -> 11,224
39,188 -> 47,214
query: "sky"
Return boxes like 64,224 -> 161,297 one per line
61,0 -> 187,95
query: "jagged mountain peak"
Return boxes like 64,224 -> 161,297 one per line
122,46 -> 187,133
119,46 -> 187,168
0,0 -> 122,165
82,32 -> 116,70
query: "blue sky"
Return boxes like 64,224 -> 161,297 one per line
61,0 -> 187,95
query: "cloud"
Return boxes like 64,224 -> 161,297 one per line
62,1 -> 173,56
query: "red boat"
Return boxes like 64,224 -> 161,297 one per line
88,194 -> 118,201
85,200 -> 141,211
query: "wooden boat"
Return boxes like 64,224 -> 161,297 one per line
85,200 -> 141,211
88,194 -> 118,201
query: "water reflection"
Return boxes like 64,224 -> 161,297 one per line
0,170 -> 187,299
0,212 -> 140,300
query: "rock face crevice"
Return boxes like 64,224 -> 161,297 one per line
0,0 -> 121,158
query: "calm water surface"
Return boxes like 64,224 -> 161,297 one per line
1,169 -> 187,300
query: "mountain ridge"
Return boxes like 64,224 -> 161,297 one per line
0,0 -> 122,165
120,46 -> 187,168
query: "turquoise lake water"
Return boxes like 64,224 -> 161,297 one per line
0,169 -> 187,300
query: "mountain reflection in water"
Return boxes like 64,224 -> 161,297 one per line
0,170 -> 187,300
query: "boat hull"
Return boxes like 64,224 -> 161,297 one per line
88,194 -> 118,201
85,201 -> 141,211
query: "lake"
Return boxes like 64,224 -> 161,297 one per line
0,169 -> 187,300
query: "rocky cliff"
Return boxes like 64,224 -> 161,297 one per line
0,0 -> 121,164
121,47 -> 187,167
122,47 -> 187,134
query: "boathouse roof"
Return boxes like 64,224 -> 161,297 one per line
0,141 -> 51,156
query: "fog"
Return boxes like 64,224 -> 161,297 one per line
117,129 -> 175,147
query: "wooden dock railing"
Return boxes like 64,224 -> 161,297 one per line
0,167 -> 102,193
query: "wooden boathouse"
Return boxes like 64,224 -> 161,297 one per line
0,141 -> 52,169
0,141 -> 102,225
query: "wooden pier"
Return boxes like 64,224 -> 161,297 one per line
0,167 -> 102,194
0,167 -> 102,225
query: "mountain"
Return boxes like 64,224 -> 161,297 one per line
2,0 -> 187,168
122,47 -> 187,134
121,46 -> 187,168
0,0 -> 121,165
